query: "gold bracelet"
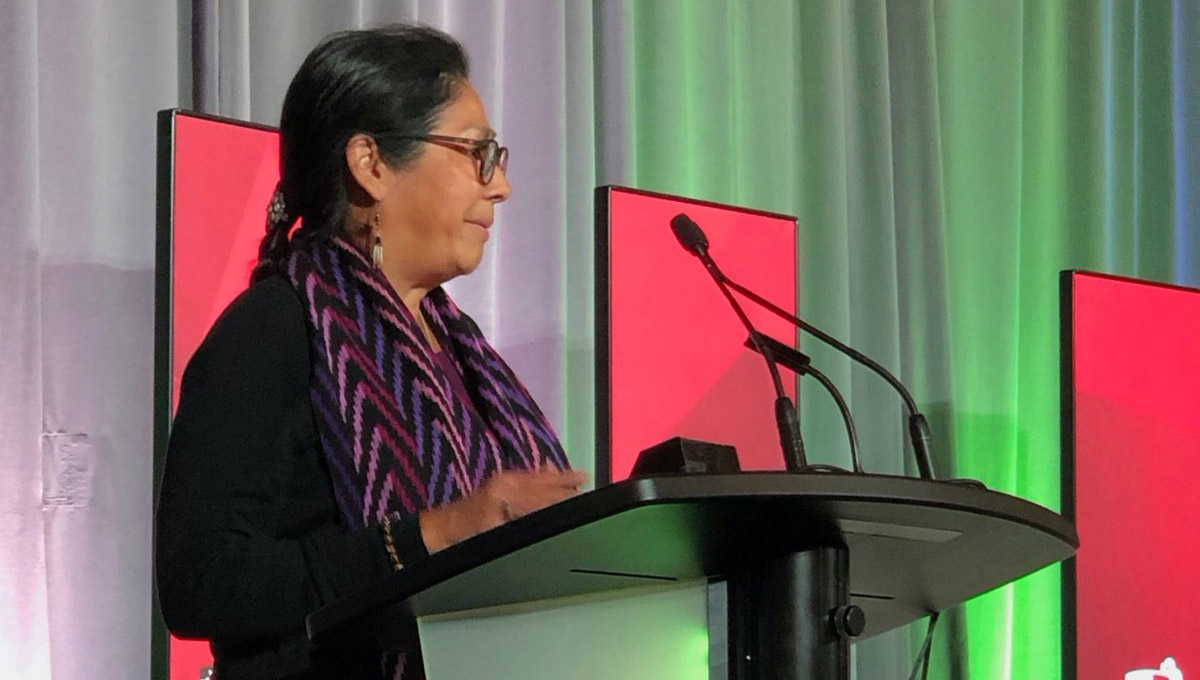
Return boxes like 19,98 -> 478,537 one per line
381,512 -> 404,571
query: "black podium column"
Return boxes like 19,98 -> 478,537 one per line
727,545 -> 853,679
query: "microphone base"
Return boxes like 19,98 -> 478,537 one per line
943,477 -> 987,489
794,464 -> 852,474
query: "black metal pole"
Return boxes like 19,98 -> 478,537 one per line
727,545 -> 854,680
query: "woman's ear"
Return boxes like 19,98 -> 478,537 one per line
344,133 -> 391,204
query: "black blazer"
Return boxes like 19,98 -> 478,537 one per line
155,276 -> 427,679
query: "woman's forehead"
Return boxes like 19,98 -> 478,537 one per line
436,83 -> 494,135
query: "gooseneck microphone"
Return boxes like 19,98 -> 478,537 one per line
745,332 -> 863,474
672,212 -> 938,481
670,214 -> 808,471
720,275 -> 936,480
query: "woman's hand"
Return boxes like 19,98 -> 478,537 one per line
418,468 -> 588,552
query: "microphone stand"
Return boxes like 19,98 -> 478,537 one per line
706,264 -> 809,472
745,332 -> 862,474
722,276 -> 937,480
671,216 -> 808,471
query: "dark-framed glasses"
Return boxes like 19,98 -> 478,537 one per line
400,134 -> 509,184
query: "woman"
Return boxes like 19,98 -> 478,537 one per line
155,25 -> 585,679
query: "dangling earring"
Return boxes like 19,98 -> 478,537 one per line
370,211 -> 383,268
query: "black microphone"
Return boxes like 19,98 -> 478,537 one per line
671,212 -> 709,255
675,213 -> 939,481
671,213 -> 808,472
744,332 -> 862,474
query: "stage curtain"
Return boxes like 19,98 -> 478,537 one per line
0,0 -> 186,678
611,1 -> 1200,679
2,0 -> 1198,678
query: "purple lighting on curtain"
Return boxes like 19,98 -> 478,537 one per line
1173,0 -> 1198,286
1102,0 -> 1118,271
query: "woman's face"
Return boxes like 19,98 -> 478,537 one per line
372,80 -> 511,291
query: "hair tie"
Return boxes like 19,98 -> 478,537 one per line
267,185 -> 289,227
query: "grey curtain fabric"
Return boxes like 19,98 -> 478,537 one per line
0,1 -> 186,678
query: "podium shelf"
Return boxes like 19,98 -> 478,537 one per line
308,472 -> 1077,647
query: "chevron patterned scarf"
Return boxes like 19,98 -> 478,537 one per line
285,235 -> 569,678
286,236 -> 570,527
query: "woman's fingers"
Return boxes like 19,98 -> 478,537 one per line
420,468 -> 592,551
548,468 -> 589,489
492,468 -> 588,518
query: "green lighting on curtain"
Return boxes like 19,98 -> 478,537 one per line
610,1 -> 1199,678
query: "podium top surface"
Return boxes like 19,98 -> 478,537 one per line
308,472 -> 1077,645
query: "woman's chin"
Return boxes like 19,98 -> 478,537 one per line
455,248 -> 486,276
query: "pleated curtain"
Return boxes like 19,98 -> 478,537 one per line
1,1 -> 1197,678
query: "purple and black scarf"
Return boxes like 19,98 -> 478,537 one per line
285,235 -> 568,677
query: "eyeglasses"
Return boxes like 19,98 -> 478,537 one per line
397,134 -> 509,184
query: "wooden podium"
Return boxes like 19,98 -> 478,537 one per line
308,473 -> 1077,679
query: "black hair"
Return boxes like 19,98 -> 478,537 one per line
251,24 -> 469,282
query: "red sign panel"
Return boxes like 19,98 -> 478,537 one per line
597,187 -> 798,483
1064,270 -> 1200,680
159,110 -> 280,680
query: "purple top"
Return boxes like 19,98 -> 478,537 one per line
396,299 -> 480,420
432,346 -> 479,419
